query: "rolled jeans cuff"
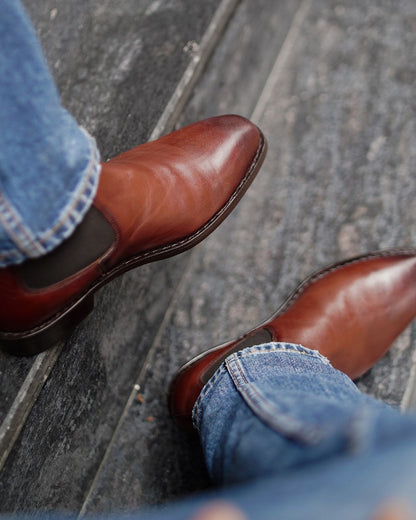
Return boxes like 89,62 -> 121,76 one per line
0,129 -> 101,267
192,342 -> 416,486
192,342 -> 333,433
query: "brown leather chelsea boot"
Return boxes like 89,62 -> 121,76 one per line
0,115 -> 267,355
169,249 -> 416,431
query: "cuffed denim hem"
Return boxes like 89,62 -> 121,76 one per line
192,342 -> 332,432
0,129 -> 101,267
193,341 -> 416,486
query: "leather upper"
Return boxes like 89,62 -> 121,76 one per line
95,115 -> 262,266
0,115 -> 263,332
272,253 -> 416,379
169,251 -> 416,430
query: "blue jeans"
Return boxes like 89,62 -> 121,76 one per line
139,343 -> 416,519
0,0 -> 100,267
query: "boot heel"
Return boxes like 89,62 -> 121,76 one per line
0,294 -> 95,356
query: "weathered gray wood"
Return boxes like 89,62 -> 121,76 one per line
81,0 -> 304,513
83,0 -> 416,513
0,354 -> 33,426
0,346 -> 62,472
177,0 -> 304,122
23,0 -> 223,156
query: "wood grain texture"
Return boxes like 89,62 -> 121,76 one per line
84,0 -> 416,513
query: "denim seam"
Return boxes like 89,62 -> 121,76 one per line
0,191 -> 36,257
226,351 -> 327,444
192,343 -> 331,432
232,343 -> 331,364
0,129 -> 101,265
192,364 -> 228,431
227,355 -> 312,439
35,129 -> 100,245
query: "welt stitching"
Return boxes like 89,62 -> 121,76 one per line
1,135 -> 265,333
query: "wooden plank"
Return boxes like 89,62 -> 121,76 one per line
0,345 -> 62,472
84,0 -> 416,513
82,0 -> 304,512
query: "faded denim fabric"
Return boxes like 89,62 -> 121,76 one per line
0,0 -> 100,267
5,343 -> 416,519
147,342 -> 416,520
113,343 -> 416,519
193,343 -> 415,485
